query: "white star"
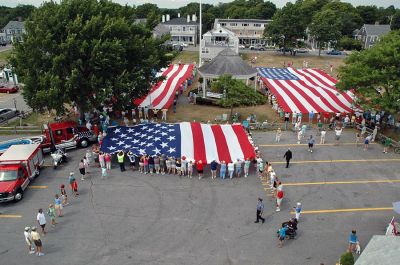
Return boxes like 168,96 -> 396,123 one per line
114,128 -> 121,133
127,128 -> 135,133
167,136 -> 176,141
124,144 -> 131,149
168,129 -> 175,132
167,147 -> 176,154
161,126 -> 168,130
154,137 -> 161,142
139,134 -> 147,138
153,147 -> 161,154
139,148 -> 145,154
147,128 -> 154,132
120,133 -> 127,138
132,139 -> 139,144
147,135 -> 153,139
116,141 -> 125,146
161,132 -> 168,136
160,142 -> 168,148
146,142 -> 153,147
154,130 -> 160,134
168,124 -> 174,127
134,132 -> 140,136
139,142 -> 146,146
111,138 -> 118,141
108,146 -> 116,151
126,136 -> 132,140
140,126 -> 148,130
155,124 -> 161,127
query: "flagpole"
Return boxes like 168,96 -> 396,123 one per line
199,0 -> 202,67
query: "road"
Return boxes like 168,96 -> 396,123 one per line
0,45 -> 12,53
0,91 -> 30,112
0,127 -> 398,265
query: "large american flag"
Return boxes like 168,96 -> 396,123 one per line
100,123 -> 255,163
134,64 -> 194,110
258,67 -> 357,114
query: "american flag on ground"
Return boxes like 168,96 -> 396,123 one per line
257,67 -> 358,114
100,123 -> 255,163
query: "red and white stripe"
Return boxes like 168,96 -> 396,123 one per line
179,122 -> 255,163
135,64 -> 194,110
261,68 -> 358,114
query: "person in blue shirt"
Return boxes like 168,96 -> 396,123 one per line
210,160 -> 218,179
308,135 -> 315,152
348,230 -> 358,253
255,198 -> 265,224
278,226 -> 288,247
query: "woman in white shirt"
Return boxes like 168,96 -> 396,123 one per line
228,162 -> 235,179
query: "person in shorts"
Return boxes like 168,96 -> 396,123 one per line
278,226 -> 288,248
196,160 -> 204,179
335,126 -> 343,145
175,158 -> 182,176
24,227 -> 35,254
36,209 -> 46,234
166,157 -> 171,174
30,226 -> 44,256
148,155 -> 154,174
79,159 -> 86,181
170,157 -> 176,174
154,155 -> 160,174
181,156 -> 187,176
160,155 -> 166,175
139,156 -> 144,173
308,135 -> 315,152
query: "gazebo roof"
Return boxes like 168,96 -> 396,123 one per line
198,49 -> 257,79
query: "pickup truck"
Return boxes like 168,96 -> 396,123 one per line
0,144 -> 44,202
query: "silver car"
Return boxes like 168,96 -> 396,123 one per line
0,108 -> 18,123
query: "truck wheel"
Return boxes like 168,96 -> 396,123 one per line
14,189 -> 23,202
79,138 -> 89,148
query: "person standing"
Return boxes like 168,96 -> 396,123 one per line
160,155 -> 166,175
294,202 -> 302,221
83,156 -> 89,174
71,178 -> 79,196
30,227 -> 44,256
383,137 -> 392,153
284,149 -> 292,168
104,153 -> 111,170
320,128 -> 326,144
54,194 -> 63,217
154,155 -> 160,174
228,161 -> 235,179
219,161 -> 226,179
334,126 -> 343,146
196,160 -> 204,179
244,158 -> 251,178
308,135 -> 315,152
180,156 -> 187,176
60,184 -> 68,206
68,172 -> 75,193
348,230 -> 358,253
210,160 -> 218,179
98,152 -> 105,169
127,151 -> 135,170
161,109 -> 168,121
284,112 -> 290,130
78,159 -> 86,181
47,204 -> 57,226
297,130 -> 303,144
175,158 -> 182,176
148,155 -> 155,174
117,151 -> 125,172
309,110 -> 314,124
187,160 -> 193,178
276,128 -> 282,142
24,227 -> 35,254
292,112 -> 297,125
36,209 -> 47,235
235,159 -> 242,177
255,198 -> 265,223
276,188 -> 284,212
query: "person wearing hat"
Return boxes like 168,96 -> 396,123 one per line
68,172 -> 76,193
24,227 -> 35,254
294,202 -> 302,221
255,198 -> 265,223
30,226 -> 44,256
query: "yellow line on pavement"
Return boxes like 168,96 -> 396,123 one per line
260,143 -> 376,147
270,158 -> 400,164
29,186 -> 48,189
284,179 -> 400,186
0,214 -> 22,218
290,207 -> 393,215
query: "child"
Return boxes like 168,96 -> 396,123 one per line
166,157 -> 171,174
68,172 -> 76,194
139,156 -> 144,173
294,202 -> 302,221
143,155 -> 149,174
54,194 -> 63,217
181,157 -> 187,176
176,158 -> 181,176
85,149 -> 92,167
24,227 -> 35,254
71,178 -> 79,197
60,184 -> 68,206
187,160 -> 193,178
79,159 -> 86,181
104,153 -> 111,170
47,204 -> 57,226
244,159 -> 250,178
101,166 -> 107,179
356,133 -> 361,146
227,161 -> 234,179
160,155 -> 166,175
83,156 -> 89,174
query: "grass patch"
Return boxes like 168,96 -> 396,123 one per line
0,49 -> 12,64
172,51 -> 199,64
5,111 -> 57,127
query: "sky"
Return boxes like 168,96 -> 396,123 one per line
1,0 -> 399,9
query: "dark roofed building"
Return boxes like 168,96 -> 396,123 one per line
354,24 -> 391,49
2,20 -> 25,42
156,14 -> 199,45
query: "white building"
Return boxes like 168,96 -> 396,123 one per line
2,20 -> 25,43
200,25 -> 239,62
214,18 -> 272,46
160,14 -> 199,45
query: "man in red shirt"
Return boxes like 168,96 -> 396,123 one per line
276,188 -> 284,212
323,112 -> 330,124
196,160 -> 204,180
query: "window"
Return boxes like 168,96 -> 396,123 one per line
242,23 -> 248,27
254,24 -> 261,27
230,23 -> 237,26
221,23 -> 226,26
201,48 -> 209,54
189,36 -> 193,42
18,168 -> 24,178
66,127 -> 74,134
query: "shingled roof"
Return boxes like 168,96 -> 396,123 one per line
363,24 -> 391,36
198,49 -> 257,79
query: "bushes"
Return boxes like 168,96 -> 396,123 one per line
338,36 -> 362,51
340,252 -> 354,265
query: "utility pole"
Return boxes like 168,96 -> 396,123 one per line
198,0 -> 202,67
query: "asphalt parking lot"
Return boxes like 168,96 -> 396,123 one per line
0,127 -> 399,265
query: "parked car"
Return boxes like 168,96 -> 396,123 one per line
0,84 -> 19,93
249,44 -> 265,51
0,108 -> 18,123
326,50 -> 342,55
239,44 -> 246,49
276,47 -> 292,53
178,42 -> 188,47
0,41 -> 7,47
295,48 -> 309,53
172,43 -> 183,52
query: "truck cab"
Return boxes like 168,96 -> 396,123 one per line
42,121 -> 96,153
0,144 -> 44,202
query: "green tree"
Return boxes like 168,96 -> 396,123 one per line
321,1 -> 363,36
135,3 -> 159,19
337,31 -> 400,113
0,5 -> 35,28
265,2 -> 306,53
146,10 -> 161,30
356,5 -> 379,24
11,0 -> 169,120
299,0 -> 332,26
391,10 -> 400,30
309,9 -> 342,56
338,36 -> 362,51
212,74 -> 266,108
